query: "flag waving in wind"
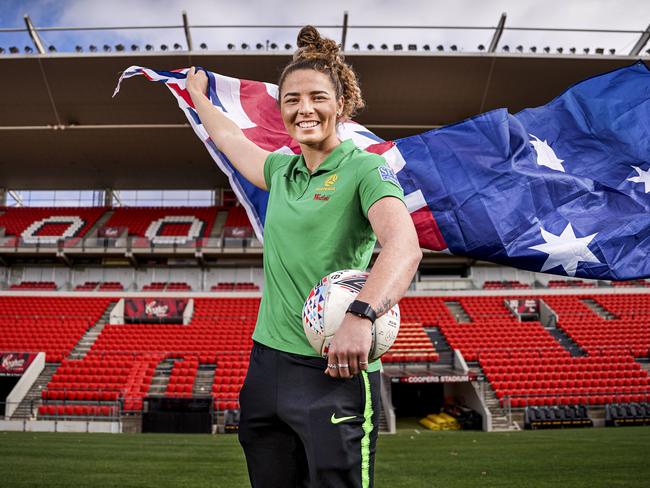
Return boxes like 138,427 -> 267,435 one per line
114,61 -> 650,281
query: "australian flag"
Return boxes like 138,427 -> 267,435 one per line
114,61 -> 650,281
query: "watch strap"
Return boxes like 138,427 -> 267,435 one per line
346,299 -> 377,323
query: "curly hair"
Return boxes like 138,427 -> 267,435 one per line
277,25 -> 365,120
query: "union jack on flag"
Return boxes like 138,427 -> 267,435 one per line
114,62 -> 650,281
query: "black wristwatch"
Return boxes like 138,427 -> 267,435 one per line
346,300 -> 377,323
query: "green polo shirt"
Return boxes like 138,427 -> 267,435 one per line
252,139 -> 405,373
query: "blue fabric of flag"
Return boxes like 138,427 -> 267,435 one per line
394,61 -> 650,280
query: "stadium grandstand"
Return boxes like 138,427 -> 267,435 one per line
1,13 -> 650,439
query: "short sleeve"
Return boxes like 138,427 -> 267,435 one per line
358,155 -> 405,218
264,151 -> 295,190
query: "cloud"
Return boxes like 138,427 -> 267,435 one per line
8,0 -> 649,53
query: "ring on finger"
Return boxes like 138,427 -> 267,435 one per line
327,364 -> 338,369
359,361 -> 368,365
337,363 -> 349,368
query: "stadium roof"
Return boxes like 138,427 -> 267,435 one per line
0,52 -> 641,190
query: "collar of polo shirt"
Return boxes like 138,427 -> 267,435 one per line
289,139 -> 357,179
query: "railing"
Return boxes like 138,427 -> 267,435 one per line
0,235 -> 263,254
1,12 -> 649,56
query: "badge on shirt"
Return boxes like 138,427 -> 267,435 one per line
378,164 -> 401,188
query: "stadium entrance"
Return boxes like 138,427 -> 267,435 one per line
142,396 -> 213,434
386,371 -> 483,430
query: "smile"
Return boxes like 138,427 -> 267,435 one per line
297,121 -> 320,128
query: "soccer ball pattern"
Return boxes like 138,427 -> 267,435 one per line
302,269 -> 400,360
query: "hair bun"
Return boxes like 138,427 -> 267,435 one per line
296,25 -> 341,63
297,25 -> 322,50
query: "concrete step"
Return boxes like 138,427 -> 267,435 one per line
147,359 -> 177,395
582,298 -> 618,320
444,301 -> 472,323
67,303 -> 116,360
11,364 -> 59,419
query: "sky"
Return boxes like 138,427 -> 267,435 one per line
1,0 -> 650,55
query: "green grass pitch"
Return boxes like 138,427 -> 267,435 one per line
0,423 -> 648,487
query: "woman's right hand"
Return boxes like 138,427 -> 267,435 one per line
186,66 -> 208,97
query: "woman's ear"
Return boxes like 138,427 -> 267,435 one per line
337,97 -> 344,117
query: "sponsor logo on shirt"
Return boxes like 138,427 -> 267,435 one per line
313,194 -> 330,201
316,173 -> 337,191
378,165 -> 401,188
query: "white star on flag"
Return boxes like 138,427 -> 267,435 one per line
626,165 -> 650,193
529,134 -> 565,172
529,223 -> 600,276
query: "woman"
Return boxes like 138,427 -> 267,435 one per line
186,25 -> 421,488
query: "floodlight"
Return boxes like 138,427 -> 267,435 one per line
75,45 -> 83,53
408,44 -> 417,51
199,43 -> 208,49
145,44 -> 154,51
131,44 -> 139,51
530,46 -> 537,53
352,43 -> 360,50
478,44 -> 485,51
256,43 -> 264,50
25,46 -> 34,53
450,45 -> 457,51
502,45 -> 510,52
367,44 -> 375,50
609,48 -> 615,55
422,44 -> 430,51
89,45 -> 97,52
173,43 -> 182,50
160,44 -> 168,51
241,43 -> 249,50
9,46 -> 19,54
569,47 -> 576,54
543,46 -> 550,53
284,43 -> 292,50
583,47 -> 590,54
115,44 -> 125,52
48,45 -> 57,52
103,44 -> 111,52
516,45 -> 523,53
556,47 -> 563,54
595,47 -> 604,54
227,43 -> 235,50
380,44 -> 388,50
393,44 -> 403,50
269,43 -> 277,49
436,45 -> 444,51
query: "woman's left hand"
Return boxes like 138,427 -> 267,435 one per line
324,314 -> 373,378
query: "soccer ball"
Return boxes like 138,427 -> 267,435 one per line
302,269 -> 400,360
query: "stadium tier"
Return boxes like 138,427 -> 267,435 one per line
142,281 -> 193,291
0,206 -> 108,241
2,292 -> 650,423
0,296 -> 115,362
381,322 -> 439,363
211,282 -> 260,291
544,295 -> 650,357
74,281 -> 125,291
223,206 -> 253,230
482,280 -> 531,289
547,279 -> 597,288
399,296 -> 650,407
103,206 -> 220,239
9,281 -> 58,290
0,206 -> 233,246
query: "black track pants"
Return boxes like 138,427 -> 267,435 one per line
238,341 -> 380,488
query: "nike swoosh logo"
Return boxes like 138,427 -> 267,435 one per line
331,413 -> 357,424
